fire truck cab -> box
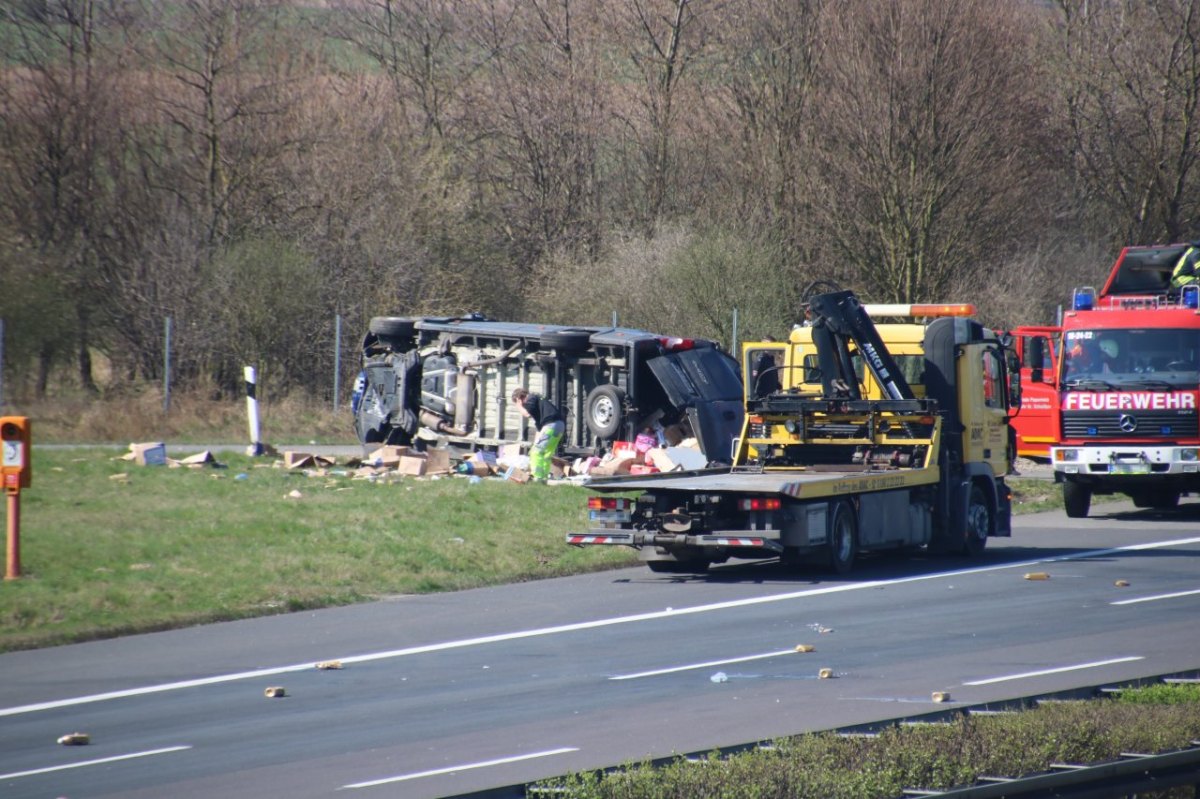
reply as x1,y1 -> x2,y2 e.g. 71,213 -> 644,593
1037,244 -> 1200,517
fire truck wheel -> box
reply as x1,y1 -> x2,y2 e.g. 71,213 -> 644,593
1063,481 -> 1091,518
827,502 -> 858,575
962,484 -> 990,557
1132,489 -> 1180,510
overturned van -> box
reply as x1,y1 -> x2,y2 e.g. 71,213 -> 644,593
353,314 -> 744,462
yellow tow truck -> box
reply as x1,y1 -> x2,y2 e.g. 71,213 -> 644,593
567,290 -> 1017,574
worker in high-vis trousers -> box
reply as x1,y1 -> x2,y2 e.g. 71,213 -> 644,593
512,388 -> 564,481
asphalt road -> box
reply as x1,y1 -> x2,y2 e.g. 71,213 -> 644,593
2,499 -> 1199,799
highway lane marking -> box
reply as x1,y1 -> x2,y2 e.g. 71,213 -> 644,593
340,747 -> 579,789
5,535 -> 1199,719
1111,588 -> 1200,606
963,656 -> 1145,686
609,649 -> 797,680
0,745 -> 191,781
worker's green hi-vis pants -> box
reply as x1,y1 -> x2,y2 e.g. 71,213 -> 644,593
531,421 -> 564,480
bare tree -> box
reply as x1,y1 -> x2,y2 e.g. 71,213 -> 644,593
809,0 -> 1048,303
1050,0 -> 1200,244
0,0 -> 133,393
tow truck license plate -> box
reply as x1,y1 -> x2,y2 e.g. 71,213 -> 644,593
1111,463 -> 1150,474
590,510 -> 632,523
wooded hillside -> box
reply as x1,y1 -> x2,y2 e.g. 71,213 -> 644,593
2,0 -> 1198,401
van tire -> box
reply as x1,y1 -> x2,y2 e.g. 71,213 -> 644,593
1063,480 -> 1091,518
585,385 -> 626,439
540,330 -> 591,352
369,317 -> 416,351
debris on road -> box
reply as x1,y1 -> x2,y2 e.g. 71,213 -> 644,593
1115,579 -> 1130,587
264,686 -> 286,698
1024,572 -> 1051,581
57,732 -> 90,745
794,644 -> 815,653
315,660 -> 343,670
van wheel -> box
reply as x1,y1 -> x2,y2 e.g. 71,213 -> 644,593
962,484 -> 990,557
369,317 -> 416,351
827,502 -> 857,575
1063,481 -> 1091,518
585,385 -> 626,439
540,330 -> 591,352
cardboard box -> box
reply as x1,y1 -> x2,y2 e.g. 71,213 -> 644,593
425,448 -> 451,475
498,443 -> 524,462
169,450 -> 219,469
661,424 -> 687,447
646,446 -> 707,472
366,445 -> 411,467
503,466 -> 531,483
284,451 -> 334,470
130,442 -> 167,467
397,453 -> 428,476
590,454 -> 638,476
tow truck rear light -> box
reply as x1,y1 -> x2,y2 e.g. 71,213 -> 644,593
658,336 -> 695,351
588,497 -> 631,510
738,498 -> 781,511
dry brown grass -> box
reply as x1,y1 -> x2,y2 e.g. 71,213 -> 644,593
6,388 -> 356,445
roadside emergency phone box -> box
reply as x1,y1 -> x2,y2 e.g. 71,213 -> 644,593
130,442 -> 167,467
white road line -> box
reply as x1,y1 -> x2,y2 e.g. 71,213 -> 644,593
340,747 -> 579,789
0,745 -> 192,781
5,535 -> 1200,719
610,649 -> 798,680
1111,588 -> 1200,606
963,656 -> 1145,686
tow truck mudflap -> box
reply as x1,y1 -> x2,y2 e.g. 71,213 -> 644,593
566,531 -> 783,552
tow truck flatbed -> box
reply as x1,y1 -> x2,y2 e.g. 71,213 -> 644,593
586,463 -> 940,500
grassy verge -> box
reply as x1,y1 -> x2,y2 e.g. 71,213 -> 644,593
1,447 -> 1063,653
0,448 -> 634,652
541,684 -> 1200,798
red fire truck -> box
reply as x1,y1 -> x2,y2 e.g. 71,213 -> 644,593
1011,243 -> 1200,517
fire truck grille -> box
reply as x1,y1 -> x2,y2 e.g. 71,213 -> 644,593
1062,411 -> 1198,439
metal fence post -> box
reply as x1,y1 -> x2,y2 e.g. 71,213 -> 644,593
333,314 -> 342,412
163,316 -> 172,414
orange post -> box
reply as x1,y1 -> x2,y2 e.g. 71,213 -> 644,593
5,490 -> 18,580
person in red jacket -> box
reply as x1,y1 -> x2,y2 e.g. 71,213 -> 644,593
511,388 -> 564,481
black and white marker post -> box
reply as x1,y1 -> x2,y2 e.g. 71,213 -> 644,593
244,366 -> 264,456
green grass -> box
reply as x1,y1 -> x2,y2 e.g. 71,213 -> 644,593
543,689 -> 1200,798
0,448 -> 634,652
0,454 -> 1063,653
1010,476 -> 1061,513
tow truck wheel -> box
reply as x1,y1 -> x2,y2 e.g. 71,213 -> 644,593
962,484 -> 990,557
1063,480 -> 1091,518
827,502 -> 858,575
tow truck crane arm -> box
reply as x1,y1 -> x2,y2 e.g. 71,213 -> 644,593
807,290 -> 915,401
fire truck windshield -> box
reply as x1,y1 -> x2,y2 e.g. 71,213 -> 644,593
1062,328 -> 1200,388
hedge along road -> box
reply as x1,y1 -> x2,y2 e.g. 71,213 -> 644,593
1,503 -> 1198,799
